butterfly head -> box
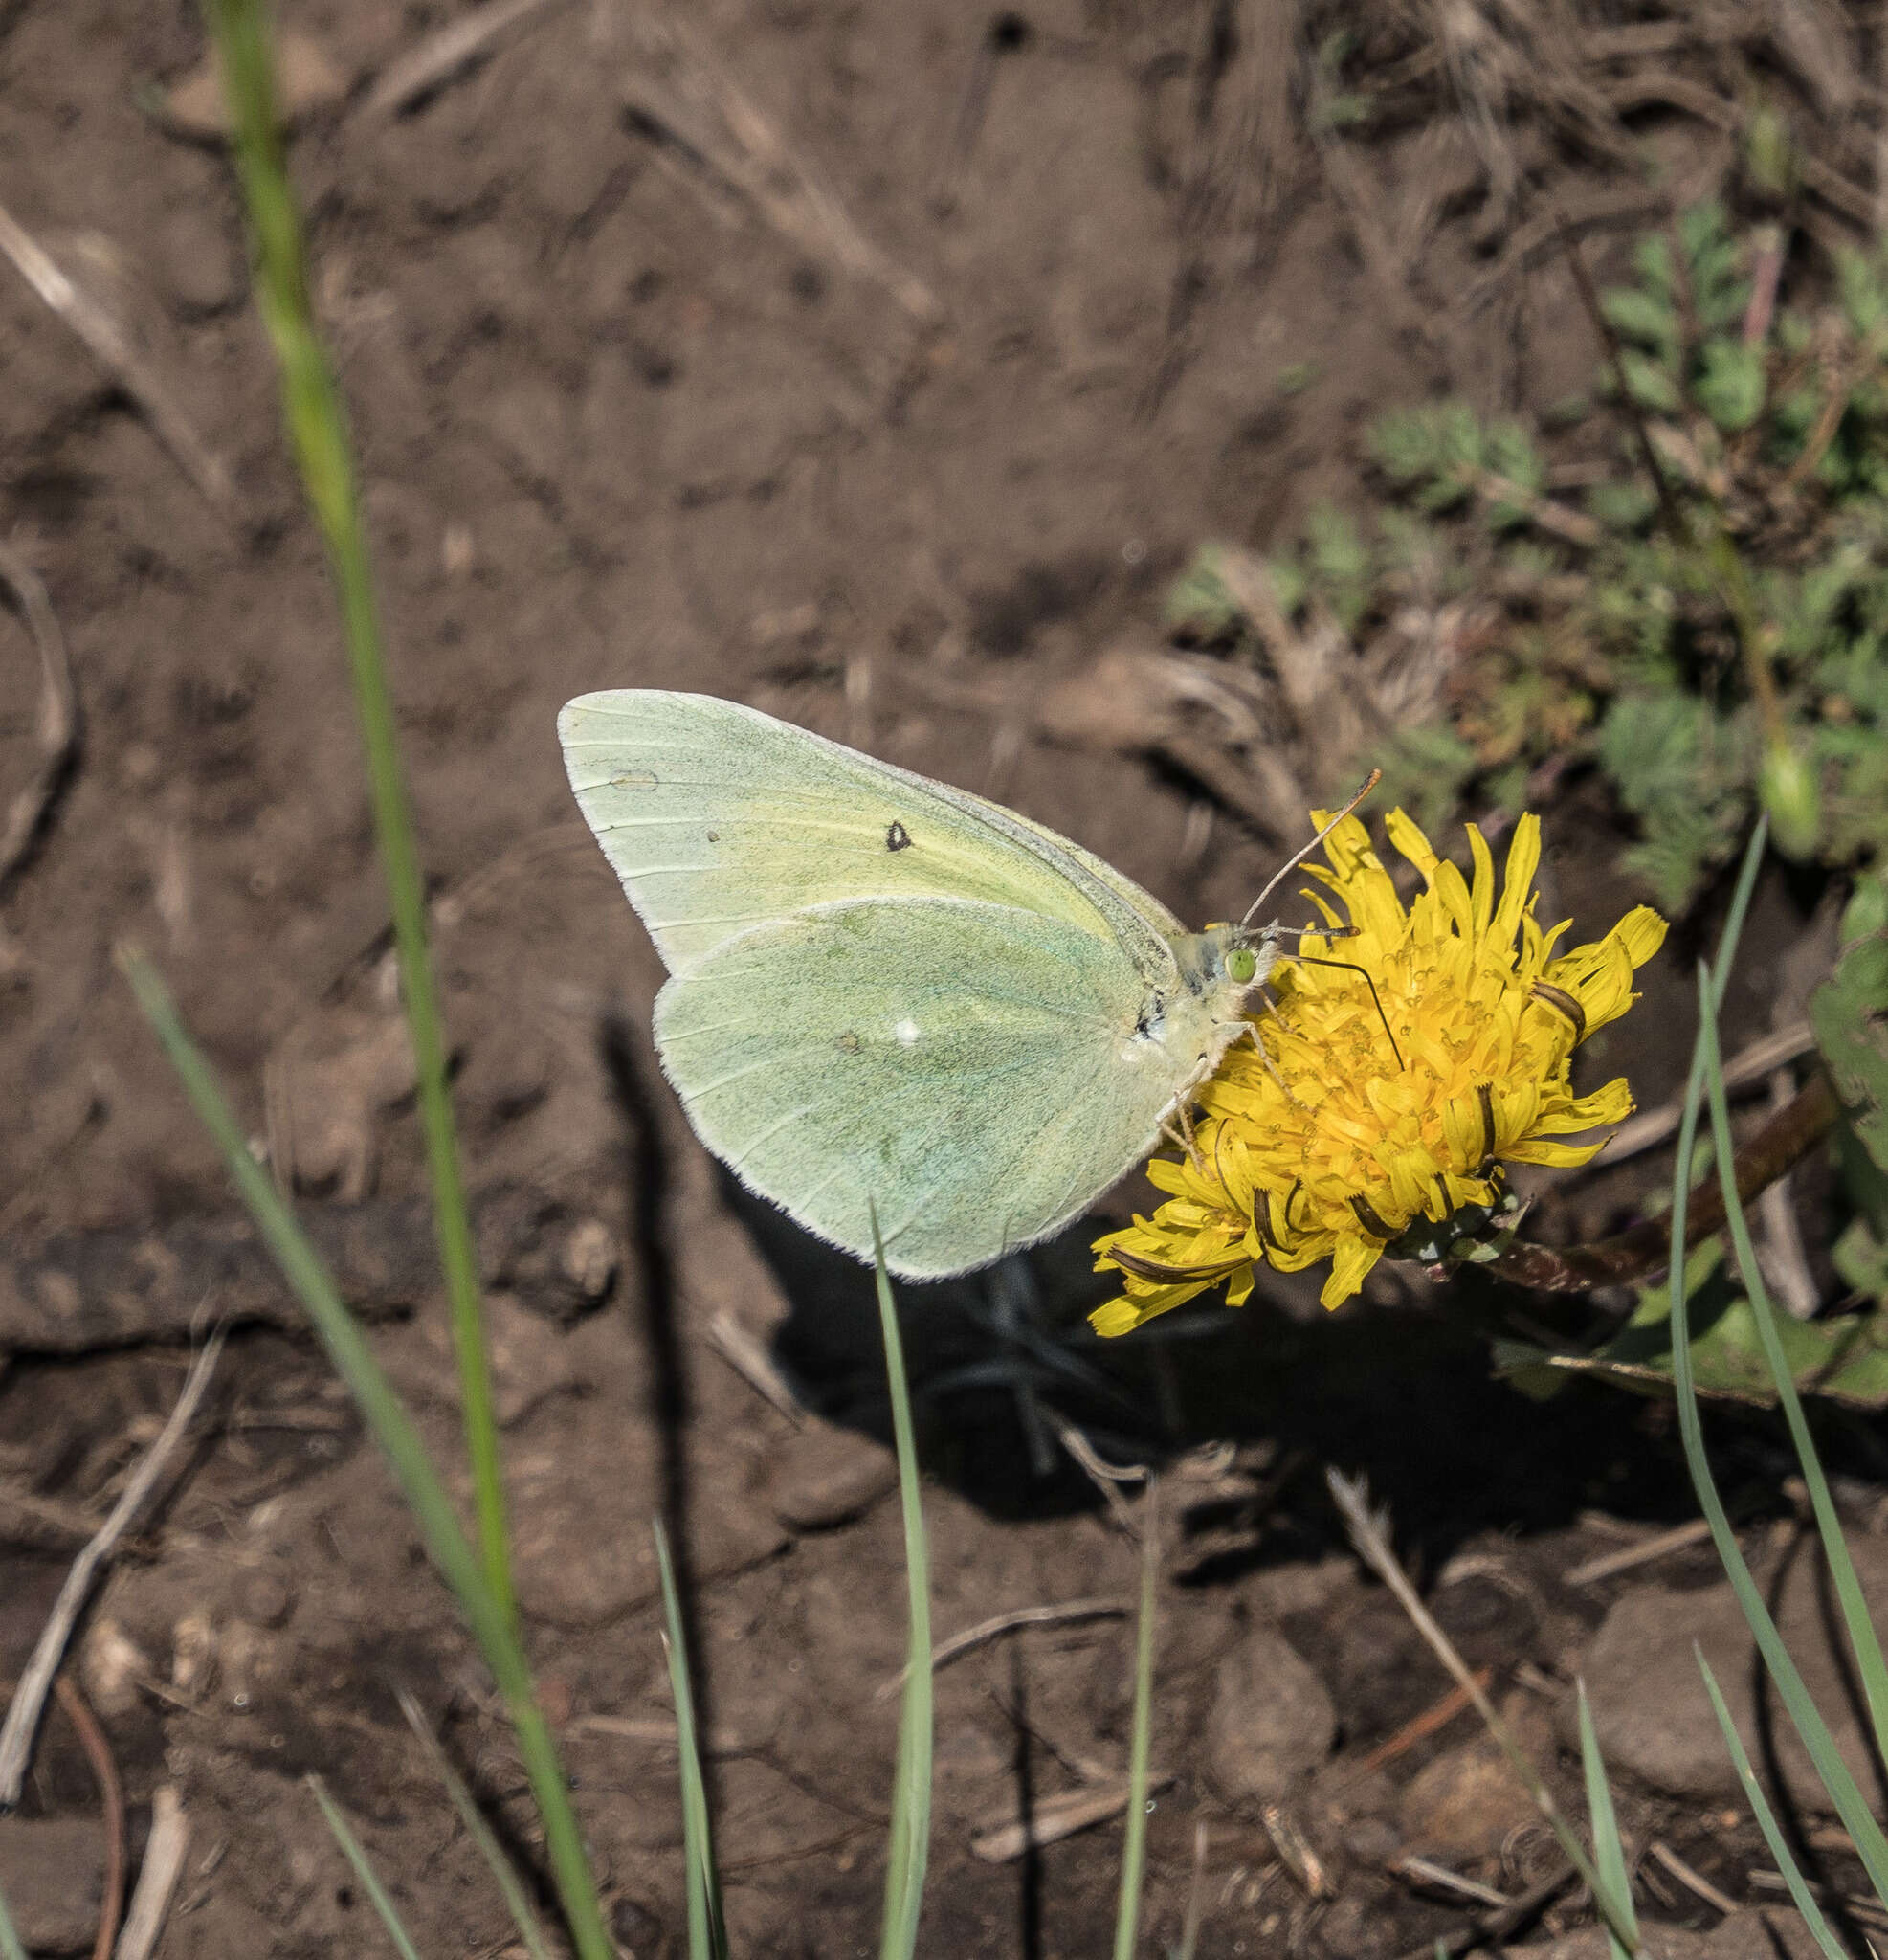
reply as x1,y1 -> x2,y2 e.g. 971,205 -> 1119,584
1175,921 -> 1285,1004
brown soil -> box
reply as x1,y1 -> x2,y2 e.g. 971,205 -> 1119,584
0,3 -> 1872,1956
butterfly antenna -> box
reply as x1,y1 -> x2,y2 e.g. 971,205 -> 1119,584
1293,955 -> 1406,1071
1239,769 -> 1382,931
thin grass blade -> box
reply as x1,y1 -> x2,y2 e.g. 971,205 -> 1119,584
395,1686 -> 554,1960
1675,976 -> 1888,1897
1695,1651 -> 1847,1959
1700,1008 -> 1888,1768
873,1214 -> 932,1960
307,1774 -> 425,1960
655,1520 -> 728,1960
1112,1498 -> 1159,1960
200,0 -> 511,1625
1576,1681 -> 1636,1960
0,1876 -> 26,1960
120,951 -> 612,1960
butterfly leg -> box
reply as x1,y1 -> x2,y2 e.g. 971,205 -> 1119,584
1255,979 -> 1298,1035
1236,1017 -> 1308,1112
1160,1097 -> 1207,1171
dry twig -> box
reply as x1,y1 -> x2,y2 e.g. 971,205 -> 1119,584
359,0 -> 569,118
1649,1838 -> 1739,1918
875,1597 -> 1128,1704
0,538 -> 77,899
621,16 -> 941,328
0,1332 -> 224,1806
112,1785 -> 189,1960
1392,1854 -> 1509,1908
1391,1862 -> 1574,1960
969,1771 -> 1174,1862
1594,1022 -> 1815,1167
0,202 -> 235,516
55,1677 -> 125,1960
1564,1517 -> 1714,1588
1337,1667 -> 1492,1784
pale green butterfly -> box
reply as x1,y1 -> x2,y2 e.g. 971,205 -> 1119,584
559,689 -> 1344,1280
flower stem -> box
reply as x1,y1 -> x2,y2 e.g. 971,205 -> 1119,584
1482,1070 -> 1838,1293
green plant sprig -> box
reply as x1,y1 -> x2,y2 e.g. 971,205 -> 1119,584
1177,203 -> 1888,911
200,0 -> 512,1620
121,951 -> 613,1960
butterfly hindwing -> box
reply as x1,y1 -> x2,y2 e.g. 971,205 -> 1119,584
652,897 -> 1186,1276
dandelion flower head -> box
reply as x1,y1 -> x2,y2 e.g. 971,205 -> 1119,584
1092,810 -> 1666,1334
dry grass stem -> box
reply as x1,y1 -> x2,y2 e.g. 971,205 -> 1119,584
875,1597 -> 1129,1704
703,1309 -> 806,1424
1564,1517 -> 1715,1587
0,538 -> 76,898
1327,1469 -> 1589,1864
112,1786 -> 189,1960
1392,1854 -> 1511,1908
1649,1839 -> 1739,1917
621,16 -> 941,327
54,1677 -> 125,1960
1757,1067 -> 1822,1320
1595,1023 -> 1815,1167
1339,1667 -> 1492,1784
359,0 -> 568,118
1392,1862 -> 1575,1960
1262,1802 -> 1331,1898
0,1332 -> 224,1806
968,1772 -> 1173,1863
0,201 -> 235,515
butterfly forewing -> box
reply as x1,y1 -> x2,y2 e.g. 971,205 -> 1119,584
559,691 -> 1181,982
653,897 -> 1184,1276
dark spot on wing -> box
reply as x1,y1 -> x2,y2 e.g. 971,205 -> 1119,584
706,829 -> 720,842
837,1031 -> 862,1055
886,819 -> 912,852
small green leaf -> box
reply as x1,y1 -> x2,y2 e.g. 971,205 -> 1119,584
1616,348 -> 1682,413
1164,543 -> 1248,639
1841,872 -> 1888,947
1832,1216 -> 1888,1305
1695,340 -> 1767,433
1810,930 -> 1888,1176
1600,285 -> 1678,350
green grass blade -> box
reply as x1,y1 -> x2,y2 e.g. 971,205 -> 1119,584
1695,1652 -> 1848,1959
0,1875 -> 27,1960
1576,1681 -> 1636,1960
200,0 -> 511,1623
395,1687 -> 554,1960
120,952 -> 612,1960
1669,968 -> 1888,1900
307,1774 -> 426,1960
1711,818 -> 1768,1017
874,1215 -> 932,1960
1112,1501 -> 1159,1960
1700,1010 -> 1888,1769
655,1520 -> 728,1960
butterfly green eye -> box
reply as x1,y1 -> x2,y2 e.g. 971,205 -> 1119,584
1227,946 -> 1258,985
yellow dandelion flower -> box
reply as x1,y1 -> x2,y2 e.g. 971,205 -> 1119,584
1091,810 -> 1666,1335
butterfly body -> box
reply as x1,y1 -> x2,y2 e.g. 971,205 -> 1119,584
559,690 -> 1274,1278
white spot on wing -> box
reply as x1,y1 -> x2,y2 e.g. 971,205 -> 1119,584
894,1018 -> 920,1046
